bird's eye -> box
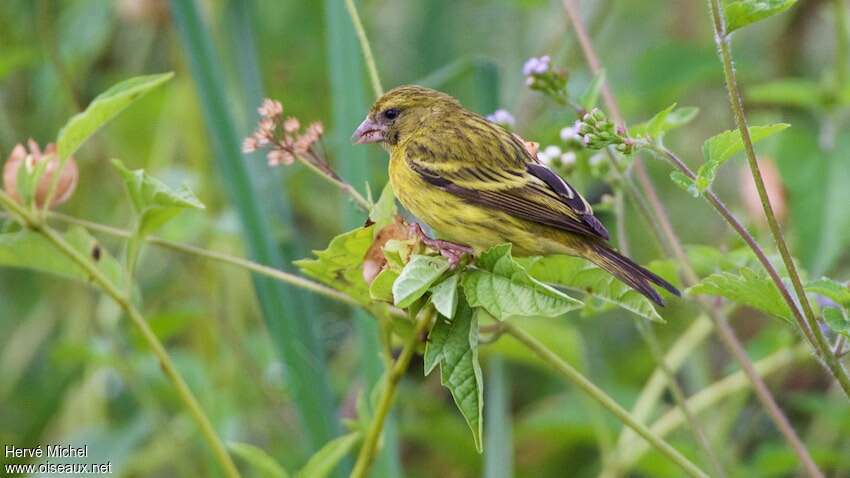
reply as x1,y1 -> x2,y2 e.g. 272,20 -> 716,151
383,108 -> 400,120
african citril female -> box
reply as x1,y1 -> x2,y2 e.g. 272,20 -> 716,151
352,85 -> 679,305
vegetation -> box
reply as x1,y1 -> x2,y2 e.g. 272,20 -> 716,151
1,0 -> 849,477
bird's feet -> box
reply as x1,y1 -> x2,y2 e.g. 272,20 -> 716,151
409,223 -> 473,268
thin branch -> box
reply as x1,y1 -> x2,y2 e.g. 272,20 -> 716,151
635,320 -> 726,477
706,0 -> 850,400
350,307 -> 435,478
502,321 -> 709,478
0,192 -> 241,478
344,0 -> 384,99
558,1 -> 824,474
615,343 -> 810,471
45,212 -> 360,307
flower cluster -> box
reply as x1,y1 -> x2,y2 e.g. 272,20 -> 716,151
536,144 -> 576,168
485,109 -> 516,128
243,99 -> 325,166
575,108 -> 634,154
523,55 -> 568,103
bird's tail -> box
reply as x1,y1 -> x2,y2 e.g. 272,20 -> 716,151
587,242 -> 680,306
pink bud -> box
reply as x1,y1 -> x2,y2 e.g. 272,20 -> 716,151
3,141 -> 78,208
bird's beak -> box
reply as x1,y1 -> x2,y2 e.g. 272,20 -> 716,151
351,117 -> 386,144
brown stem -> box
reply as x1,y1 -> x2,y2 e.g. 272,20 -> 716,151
559,0 -> 823,474
706,0 -> 850,400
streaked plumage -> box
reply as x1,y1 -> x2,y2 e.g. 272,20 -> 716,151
352,85 -> 679,305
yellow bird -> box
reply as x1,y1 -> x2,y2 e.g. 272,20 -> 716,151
352,85 -> 679,305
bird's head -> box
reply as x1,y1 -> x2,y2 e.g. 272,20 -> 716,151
352,85 -> 460,147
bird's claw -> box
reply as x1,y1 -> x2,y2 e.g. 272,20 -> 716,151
409,223 -> 473,268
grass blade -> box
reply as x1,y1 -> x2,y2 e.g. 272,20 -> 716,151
170,0 -> 339,452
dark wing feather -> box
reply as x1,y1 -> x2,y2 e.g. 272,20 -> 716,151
408,145 -> 609,240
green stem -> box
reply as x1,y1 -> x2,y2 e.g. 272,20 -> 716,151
614,316 -> 714,455
635,320 -> 726,477
46,212 -> 359,307
350,308 -> 435,478
344,0 -> 383,98
0,192 -> 240,478
615,343 -> 810,471
707,0 -> 850,400
502,322 -> 709,478
559,0 -> 821,470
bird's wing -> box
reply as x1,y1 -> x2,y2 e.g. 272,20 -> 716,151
405,138 -> 610,240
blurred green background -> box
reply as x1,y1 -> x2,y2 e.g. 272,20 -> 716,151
1,0 -> 849,476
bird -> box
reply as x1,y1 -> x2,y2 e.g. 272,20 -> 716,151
351,85 -> 679,306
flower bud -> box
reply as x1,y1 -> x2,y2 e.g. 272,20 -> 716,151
3,140 -> 78,208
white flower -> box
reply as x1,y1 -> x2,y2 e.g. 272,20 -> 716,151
486,109 -> 516,127
560,151 -> 577,165
543,145 -> 562,158
560,122 -> 581,142
522,55 -> 551,77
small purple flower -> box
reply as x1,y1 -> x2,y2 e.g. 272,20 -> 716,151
522,55 -> 551,77
486,109 -> 516,127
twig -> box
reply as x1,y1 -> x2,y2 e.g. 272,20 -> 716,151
344,0 -> 384,98
502,321 -> 709,478
0,192 -> 241,478
558,1 -> 824,474
350,307 -> 435,478
45,212 -> 360,307
615,343 -> 810,470
706,0 -> 850,401
635,320 -> 726,477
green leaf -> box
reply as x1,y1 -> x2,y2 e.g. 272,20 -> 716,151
430,273 -> 461,319
823,308 -> 850,339
631,103 -> 699,139
579,70 -> 606,110
703,124 -> 789,165
688,267 -> 794,323
693,123 -> 790,194
462,244 -> 582,320
423,298 -> 484,451
669,171 -> 700,198
526,255 -> 665,322
296,432 -> 361,478
369,268 -> 399,302
724,0 -> 797,34
392,255 -> 451,308
111,159 -> 204,235
228,442 -> 290,478
57,72 -> 174,159
0,226 -> 125,291
806,277 -> 850,307
369,183 -> 397,230
295,226 -> 375,305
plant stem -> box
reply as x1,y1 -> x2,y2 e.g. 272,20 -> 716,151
707,0 -> 850,400
502,321 -> 709,478
344,0 -> 383,99
615,316 -> 714,450
0,192 -> 240,478
46,212 -> 359,307
635,320 -> 726,477
559,2 -> 825,472
299,153 -> 371,211
350,307 -> 435,478
616,343 -> 810,470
